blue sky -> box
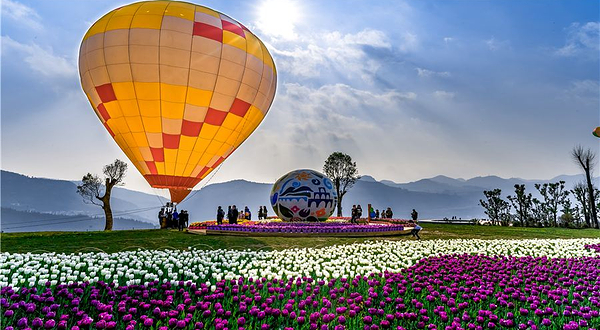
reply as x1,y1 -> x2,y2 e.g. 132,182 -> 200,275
1,0 -> 599,194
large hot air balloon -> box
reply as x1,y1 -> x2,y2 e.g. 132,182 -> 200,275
79,1 -> 276,202
594,127 -> 600,138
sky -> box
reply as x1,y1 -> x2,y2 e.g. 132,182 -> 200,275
1,0 -> 599,196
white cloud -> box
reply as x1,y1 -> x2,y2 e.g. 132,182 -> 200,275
2,0 -> 42,30
1,36 -> 76,78
399,31 -> 418,52
443,37 -> 454,44
555,22 -> 600,57
266,83 -> 419,151
485,37 -> 510,51
433,90 -> 455,99
207,82 -> 429,185
559,79 -> 599,106
416,68 -> 451,78
254,0 -> 302,40
270,29 -> 392,82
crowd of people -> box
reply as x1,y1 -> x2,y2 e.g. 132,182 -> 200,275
159,200 -> 422,240
350,205 -> 398,223
158,202 -> 189,231
351,205 -> 422,240
215,205 -> 269,225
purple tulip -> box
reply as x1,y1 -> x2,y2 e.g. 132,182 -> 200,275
143,318 -> 153,327
17,317 -> 29,328
32,318 -> 44,328
237,317 -> 246,326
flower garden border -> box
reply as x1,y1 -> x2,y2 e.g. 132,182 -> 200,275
190,227 -> 411,237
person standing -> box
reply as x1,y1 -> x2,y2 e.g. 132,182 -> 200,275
375,209 -> 380,219
262,206 -> 268,219
166,209 -> 173,228
356,205 -> 363,220
386,207 -> 393,219
231,205 -> 239,224
217,206 -> 225,225
178,210 -> 187,231
158,208 -> 166,229
172,209 -> 179,229
411,209 -> 418,221
244,206 -> 251,220
227,206 -> 232,224
350,205 -> 357,224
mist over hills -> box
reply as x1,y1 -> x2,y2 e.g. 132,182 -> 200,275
1,170 -> 167,225
1,208 -> 157,233
1,170 -> 595,232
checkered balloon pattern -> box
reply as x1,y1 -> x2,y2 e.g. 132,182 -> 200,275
79,1 -> 277,202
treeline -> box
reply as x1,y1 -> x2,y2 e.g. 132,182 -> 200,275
479,146 -> 598,229
479,181 -> 599,228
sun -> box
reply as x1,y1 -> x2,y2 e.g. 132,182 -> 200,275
255,0 -> 302,39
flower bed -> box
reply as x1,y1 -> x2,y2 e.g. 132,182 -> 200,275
371,219 -> 413,226
188,220 -> 255,230
328,217 -> 413,226
2,239 -> 600,329
2,253 -> 600,329
585,243 -> 600,253
190,218 -> 410,230
205,222 -> 406,236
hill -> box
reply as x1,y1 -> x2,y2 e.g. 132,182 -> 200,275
1,170 -> 596,229
378,173 -> 596,196
1,170 -> 166,224
1,208 -> 157,232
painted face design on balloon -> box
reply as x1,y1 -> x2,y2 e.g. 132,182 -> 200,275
79,1 -> 276,202
270,169 -> 338,221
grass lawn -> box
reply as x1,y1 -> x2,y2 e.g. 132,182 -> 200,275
1,223 -> 599,254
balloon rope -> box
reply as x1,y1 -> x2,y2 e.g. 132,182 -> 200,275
176,162 -> 223,206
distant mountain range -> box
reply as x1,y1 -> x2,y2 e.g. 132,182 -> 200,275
1,170 -> 596,232
1,208 -> 157,233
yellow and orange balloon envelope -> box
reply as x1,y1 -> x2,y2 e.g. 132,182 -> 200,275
594,127 -> 600,138
78,1 -> 276,202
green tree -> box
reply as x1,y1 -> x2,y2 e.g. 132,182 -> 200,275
572,182 -> 591,227
560,199 -> 576,228
507,184 -> 533,227
479,189 -> 511,226
534,181 -> 569,227
572,146 -> 598,228
323,152 -> 359,217
77,159 -> 128,231
531,197 -> 547,227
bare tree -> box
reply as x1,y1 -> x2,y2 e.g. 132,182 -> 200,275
323,152 -> 359,217
572,182 -> 591,227
572,182 -> 600,228
572,146 -> 598,228
77,159 -> 127,231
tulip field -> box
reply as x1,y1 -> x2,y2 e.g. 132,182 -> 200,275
2,237 -> 600,329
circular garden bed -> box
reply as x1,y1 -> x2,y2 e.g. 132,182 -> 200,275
190,221 -> 411,237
